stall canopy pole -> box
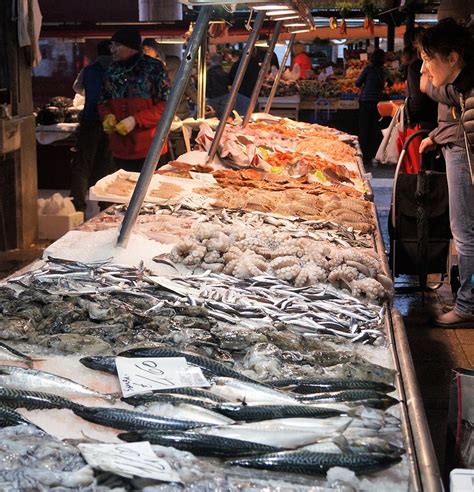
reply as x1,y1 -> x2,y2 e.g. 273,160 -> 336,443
243,20 -> 283,127
207,10 -> 265,163
264,33 -> 296,114
197,34 -> 208,119
117,6 -> 213,248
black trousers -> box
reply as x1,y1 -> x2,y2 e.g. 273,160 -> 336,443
358,101 -> 382,164
70,120 -> 115,212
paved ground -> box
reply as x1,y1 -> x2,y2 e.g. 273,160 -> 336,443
371,162 -> 473,481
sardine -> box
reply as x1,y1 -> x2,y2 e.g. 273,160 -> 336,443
268,378 -> 395,394
118,347 -> 260,384
0,388 -> 77,411
72,405 -> 213,431
118,430 -> 283,458
227,450 -> 402,475
0,366 -> 112,399
213,404 -> 342,421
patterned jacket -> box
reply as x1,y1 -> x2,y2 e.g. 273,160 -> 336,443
98,53 -> 170,160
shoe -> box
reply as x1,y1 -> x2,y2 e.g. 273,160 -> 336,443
442,304 -> 454,313
434,309 -> 474,328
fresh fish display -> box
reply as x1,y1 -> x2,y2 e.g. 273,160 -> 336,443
72,405 -> 213,431
0,404 -> 36,428
118,430 -> 283,458
79,355 -> 117,374
119,346 -> 261,384
227,450 -> 402,475
0,340 -> 35,364
212,404 -> 343,421
122,392 -> 218,409
268,378 -> 395,394
0,387 -> 76,411
0,366 -> 111,399
149,386 -> 231,403
297,390 -> 399,410
302,436 -> 405,457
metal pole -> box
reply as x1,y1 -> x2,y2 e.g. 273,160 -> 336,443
197,34 -> 208,119
264,34 -> 296,114
117,6 -> 213,248
243,20 -> 283,127
207,10 -> 265,163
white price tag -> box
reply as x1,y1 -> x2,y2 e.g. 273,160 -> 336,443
189,172 -> 217,184
116,357 -> 210,397
79,442 -> 181,483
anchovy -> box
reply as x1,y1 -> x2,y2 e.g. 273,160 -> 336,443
0,366 -> 111,399
79,356 -> 117,375
72,405 -> 212,432
118,430 -> 283,458
212,404 -> 342,421
0,388 -> 77,411
227,450 -> 402,475
0,404 -> 35,428
267,378 -> 395,394
118,347 -> 260,384
298,390 -> 398,410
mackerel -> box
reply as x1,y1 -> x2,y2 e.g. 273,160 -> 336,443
122,393 -> 217,409
0,366 -> 111,399
79,356 -> 117,375
72,405 -> 213,432
118,347 -> 261,384
227,450 -> 402,475
0,341 -> 36,364
0,404 -> 35,428
0,388 -> 77,411
212,404 -> 342,421
118,430 -> 283,458
268,378 -> 396,394
149,387 -> 230,403
297,390 -> 399,409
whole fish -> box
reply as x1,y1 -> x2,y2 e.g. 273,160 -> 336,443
150,387 -> 230,403
122,393 -> 217,409
209,378 -> 300,405
136,402 -> 234,426
0,388 -> 77,411
118,430 -> 283,458
0,341 -> 37,365
0,404 -> 35,428
227,450 -> 402,475
79,356 -> 117,375
118,347 -> 260,384
0,366 -> 111,399
268,378 -> 395,394
72,405 -> 213,432
213,404 -> 342,421
298,390 -> 398,409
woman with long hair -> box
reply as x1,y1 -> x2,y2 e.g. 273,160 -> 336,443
419,18 -> 474,327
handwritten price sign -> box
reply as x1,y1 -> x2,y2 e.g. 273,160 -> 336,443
78,442 -> 181,483
115,357 -> 210,397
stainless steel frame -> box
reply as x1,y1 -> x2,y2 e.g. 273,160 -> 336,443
207,10 -> 265,163
264,33 -> 296,114
197,34 -> 208,120
243,20 -> 283,126
117,6 -> 213,248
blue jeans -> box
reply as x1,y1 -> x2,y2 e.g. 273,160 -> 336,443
444,145 -> 474,316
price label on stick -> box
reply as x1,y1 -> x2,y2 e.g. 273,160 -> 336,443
115,357 -> 210,397
78,442 -> 181,483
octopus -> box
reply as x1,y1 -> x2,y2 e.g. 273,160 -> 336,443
223,250 -> 268,279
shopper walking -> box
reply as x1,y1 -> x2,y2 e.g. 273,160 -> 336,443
356,49 -> 393,166
71,40 -> 115,213
290,42 -> 313,80
206,53 -> 229,119
99,27 -> 170,172
419,19 -> 474,328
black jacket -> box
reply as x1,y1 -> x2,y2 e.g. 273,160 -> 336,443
229,56 -> 260,98
206,65 -> 229,99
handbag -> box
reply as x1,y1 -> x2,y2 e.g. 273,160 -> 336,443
375,103 -> 405,165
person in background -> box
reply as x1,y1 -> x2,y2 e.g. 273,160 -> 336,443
289,42 -> 313,80
356,48 -> 393,166
99,27 -> 170,173
228,49 -> 261,116
142,38 -> 166,65
419,19 -> 474,328
71,40 -> 115,214
164,55 -> 197,120
206,53 -> 229,119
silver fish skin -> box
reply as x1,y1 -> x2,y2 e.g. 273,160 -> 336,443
267,378 -> 395,394
118,347 -> 261,384
0,404 -> 34,428
118,430 -> 283,458
0,388 -> 77,411
0,341 -> 34,364
298,390 -> 399,408
213,404 -> 342,421
72,405 -> 213,431
0,366 -> 110,399
227,450 -> 402,475
151,387 -> 230,403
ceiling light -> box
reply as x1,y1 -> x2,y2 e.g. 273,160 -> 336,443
252,4 -> 291,10
269,14 -> 300,20
286,27 -> 311,33
266,9 -> 297,15
284,22 -> 306,26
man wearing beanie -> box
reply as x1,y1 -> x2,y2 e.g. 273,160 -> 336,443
98,26 -> 170,172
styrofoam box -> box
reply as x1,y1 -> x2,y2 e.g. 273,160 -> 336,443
38,212 -> 84,240
450,468 -> 474,492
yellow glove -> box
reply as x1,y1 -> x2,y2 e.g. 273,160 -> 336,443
102,114 -> 116,134
115,116 -> 136,136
